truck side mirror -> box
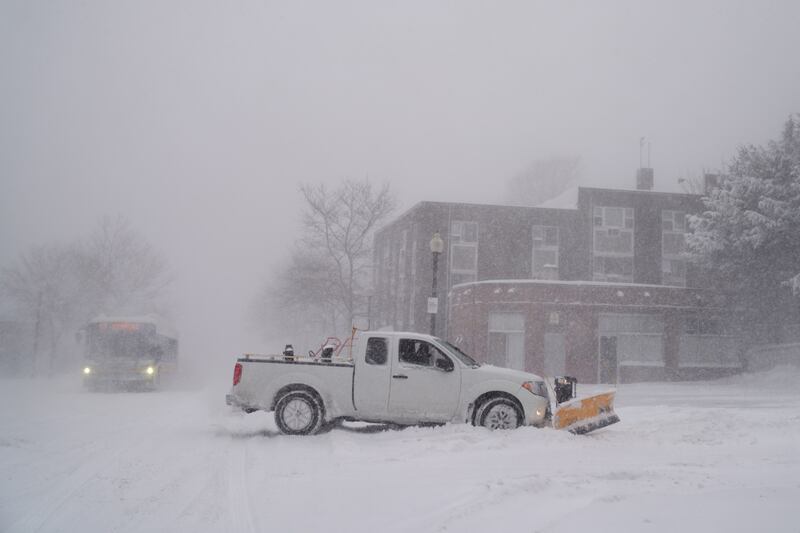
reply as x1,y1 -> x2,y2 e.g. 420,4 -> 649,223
435,357 -> 454,372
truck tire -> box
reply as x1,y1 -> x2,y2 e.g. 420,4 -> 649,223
475,396 -> 522,430
274,390 -> 324,435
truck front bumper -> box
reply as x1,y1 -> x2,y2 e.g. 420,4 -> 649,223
518,393 -> 550,427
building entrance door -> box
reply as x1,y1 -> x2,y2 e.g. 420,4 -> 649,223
599,336 -> 618,383
543,332 -> 566,376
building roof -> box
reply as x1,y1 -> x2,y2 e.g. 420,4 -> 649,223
536,186 -> 579,209
383,185 -> 700,228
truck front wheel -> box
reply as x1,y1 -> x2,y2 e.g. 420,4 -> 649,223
274,390 -> 324,435
475,397 -> 522,430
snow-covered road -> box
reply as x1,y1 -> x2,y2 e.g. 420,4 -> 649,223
2,368 -> 800,532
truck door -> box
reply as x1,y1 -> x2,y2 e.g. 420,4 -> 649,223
353,336 -> 392,418
388,338 -> 460,422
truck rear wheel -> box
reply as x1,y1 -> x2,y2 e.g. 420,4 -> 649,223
274,390 -> 324,435
476,397 -> 522,430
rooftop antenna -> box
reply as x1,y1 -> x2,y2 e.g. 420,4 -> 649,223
639,136 -> 652,168
636,137 -> 655,191
639,137 -> 644,168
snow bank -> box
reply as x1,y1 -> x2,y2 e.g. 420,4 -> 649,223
2,374 -> 800,532
718,364 -> 800,388
746,343 -> 800,372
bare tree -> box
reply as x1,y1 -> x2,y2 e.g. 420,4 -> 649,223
0,215 -> 172,375
504,156 -> 581,206
253,179 -> 395,347
80,215 -> 172,316
1,243 -> 83,375
251,249 -> 342,350
300,180 -> 395,321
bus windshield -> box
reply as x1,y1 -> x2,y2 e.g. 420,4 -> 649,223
87,324 -> 158,360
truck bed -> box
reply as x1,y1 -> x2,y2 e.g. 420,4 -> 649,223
238,354 -> 354,367
230,355 -> 357,418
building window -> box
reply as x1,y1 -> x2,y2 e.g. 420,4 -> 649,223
379,241 -> 392,326
488,312 -> 525,371
662,210 -> 687,287
450,221 -> 478,286
593,206 -> 634,282
678,317 -> 740,368
598,313 -> 664,368
408,238 -> 417,328
396,230 -> 408,327
532,226 -> 559,280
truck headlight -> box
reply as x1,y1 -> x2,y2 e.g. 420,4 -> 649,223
146,366 -> 155,375
522,380 -> 548,398
83,367 -> 92,375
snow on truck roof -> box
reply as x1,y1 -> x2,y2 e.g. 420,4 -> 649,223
354,330 -> 440,340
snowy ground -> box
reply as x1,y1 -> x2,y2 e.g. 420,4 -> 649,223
2,368 -> 800,533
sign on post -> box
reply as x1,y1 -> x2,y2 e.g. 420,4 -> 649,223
427,297 -> 439,314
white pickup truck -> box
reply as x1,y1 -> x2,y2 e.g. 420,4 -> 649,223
226,331 -> 555,435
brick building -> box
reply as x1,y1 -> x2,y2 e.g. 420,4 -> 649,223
372,180 -> 746,383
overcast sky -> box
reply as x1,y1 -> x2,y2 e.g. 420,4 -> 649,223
2,0 -> 799,363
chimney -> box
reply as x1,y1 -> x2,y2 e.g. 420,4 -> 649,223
636,168 -> 654,191
703,173 -> 720,194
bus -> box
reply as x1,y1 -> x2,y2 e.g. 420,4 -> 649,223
80,315 -> 178,391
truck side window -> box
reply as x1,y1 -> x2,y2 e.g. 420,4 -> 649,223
399,339 -> 442,367
365,337 -> 388,365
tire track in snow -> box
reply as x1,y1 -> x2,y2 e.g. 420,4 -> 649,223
5,416 -> 155,533
5,392 -> 203,533
226,440 -> 258,533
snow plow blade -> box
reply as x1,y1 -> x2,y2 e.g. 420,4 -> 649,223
552,391 -> 619,434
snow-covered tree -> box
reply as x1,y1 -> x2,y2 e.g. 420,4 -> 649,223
688,115 -> 800,342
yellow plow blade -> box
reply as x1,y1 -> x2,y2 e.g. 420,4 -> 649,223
552,391 -> 620,434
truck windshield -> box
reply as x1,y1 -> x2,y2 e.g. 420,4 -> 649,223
442,340 -> 480,367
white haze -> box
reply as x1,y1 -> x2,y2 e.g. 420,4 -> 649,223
1,0 -> 799,380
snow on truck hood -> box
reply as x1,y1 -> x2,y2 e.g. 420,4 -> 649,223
467,363 -> 543,384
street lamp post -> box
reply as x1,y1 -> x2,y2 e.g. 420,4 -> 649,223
429,232 -> 444,336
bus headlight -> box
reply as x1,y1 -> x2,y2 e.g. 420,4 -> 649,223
83,367 -> 92,375
146,366 -> 155,375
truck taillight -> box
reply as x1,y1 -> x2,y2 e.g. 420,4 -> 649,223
233,363 -> 242,386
